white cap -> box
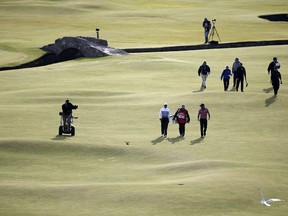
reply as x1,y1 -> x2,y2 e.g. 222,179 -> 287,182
164,103 -> 168,106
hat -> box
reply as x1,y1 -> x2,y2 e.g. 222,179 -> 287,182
164,103 -> 168,106
200,103 -> 204,106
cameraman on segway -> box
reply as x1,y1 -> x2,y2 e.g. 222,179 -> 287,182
61,99 -> 78,130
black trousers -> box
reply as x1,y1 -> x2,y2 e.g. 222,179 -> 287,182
161,118 -> 169,136
223,79 -> 230,91
200,119 -> 208,137
179,123 -> 186,136
236,77 -> 244,91
272,81 -> 280,95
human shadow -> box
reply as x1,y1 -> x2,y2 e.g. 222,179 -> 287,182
151,136 -> 164,145
190,137 -> 204,145
167,136 -> 184,144
193,87 -> 204,93
51,135 -> 71,141
265,95 -> 277,107
263,87 -> 273,93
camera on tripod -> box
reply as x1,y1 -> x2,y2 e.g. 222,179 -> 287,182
209,18 -> 221,43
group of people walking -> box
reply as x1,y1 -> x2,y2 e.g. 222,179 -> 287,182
198,57 -> 283,95
159,103 -> 210,139
198,58 -> 247,92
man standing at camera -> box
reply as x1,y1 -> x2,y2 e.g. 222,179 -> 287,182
202,18 -> 211,44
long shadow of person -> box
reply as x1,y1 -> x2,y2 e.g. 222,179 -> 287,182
193,87 -> 204,93
190,137 -> 204,145
265,95 -> 277,107
151,136 -> 164,145
167,136 -> 184,144
263,87 -> 273,93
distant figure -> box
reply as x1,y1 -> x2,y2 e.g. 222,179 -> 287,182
173,104 -> 190,138
220,66 -> 232,91
198,61 -> 211,89
267,57 -> 281,83
271,68 -> 282,95
202,18 -> 211,44
62,99 -> 78,129
198,104 -> 210,138
159,103 -> 170,138
232,58 -> 241,89
235,63 -> 247,92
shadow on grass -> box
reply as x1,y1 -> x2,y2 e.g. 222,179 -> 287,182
151,136 -> 164,145
193,87 -> 204,93
51,135 -> 72,141
190,137 -> 204,145
263,87 -> 273,93
265,95 -> 277,107
167,136 -> 184,144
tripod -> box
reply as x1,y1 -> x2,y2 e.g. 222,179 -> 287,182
209,22 -> 221,42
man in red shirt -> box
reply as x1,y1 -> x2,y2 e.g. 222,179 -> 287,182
197,104 -> 210,138
173,105 -> 190,138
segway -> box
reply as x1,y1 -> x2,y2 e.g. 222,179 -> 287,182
58,112 -> 77,136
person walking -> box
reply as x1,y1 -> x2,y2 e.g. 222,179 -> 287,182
232,58 -> 241,89
220,66 -> 232,91
197,104 -> 210,138
198,61 -> 211,89
173,104 -> 190,138
268,57 -> 281,83
271,67 -> 282,96
202,18 -> 211,44
159,103 -> 170,138
235,63 -> 247,92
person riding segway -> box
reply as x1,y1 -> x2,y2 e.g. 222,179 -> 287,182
59,99 -> 78,136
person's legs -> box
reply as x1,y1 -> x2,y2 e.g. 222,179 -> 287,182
200,119 -> 204,137
201,74 -> 207,88
235,78 -> 240,91
273,82 -> 279,95
161,118 -> 169,137
179,124 -> 185,137
203,119 -> 208,136
204,30 -> 209,43
240,78 -> 244,92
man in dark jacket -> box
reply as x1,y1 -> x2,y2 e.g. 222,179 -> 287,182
220,66 -> 232,91
62,100 -> 78,129
267,57 -> 281,84
202,18 -> 211,44
235,63 -> 247,92
198,61 -> 211,89
271,68 -> 282,95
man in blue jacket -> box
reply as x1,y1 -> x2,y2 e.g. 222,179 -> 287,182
220,66 -> 232,91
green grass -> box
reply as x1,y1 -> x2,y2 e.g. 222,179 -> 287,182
0,1 -> 288,216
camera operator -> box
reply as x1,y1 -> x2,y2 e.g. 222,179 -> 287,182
202,18 -> 211,44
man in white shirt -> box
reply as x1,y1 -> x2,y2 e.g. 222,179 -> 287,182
159,103 -> 170,138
